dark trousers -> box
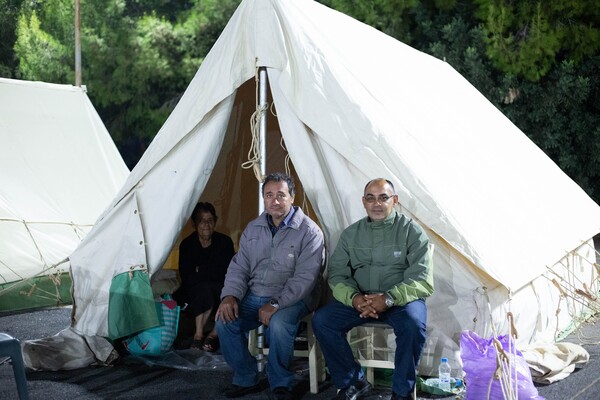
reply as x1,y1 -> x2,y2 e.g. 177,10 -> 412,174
312,299 -> 427,397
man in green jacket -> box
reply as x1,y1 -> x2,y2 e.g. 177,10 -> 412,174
313,178 -> 434,400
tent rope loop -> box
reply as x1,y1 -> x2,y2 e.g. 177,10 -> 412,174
545,248 -> 600,317
241,66 -> 269,182
484,297 -> 519,400
0,257 -> 69,300
540,241 -> 600,341
0,218 -> 90,306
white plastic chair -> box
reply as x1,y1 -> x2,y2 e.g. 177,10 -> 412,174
347,243 -> 434,398
248,314 -> 326,394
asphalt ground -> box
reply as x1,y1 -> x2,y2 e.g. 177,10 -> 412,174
1,305 -> 599,400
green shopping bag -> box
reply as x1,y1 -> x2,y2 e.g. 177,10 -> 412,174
108,270 -> 159,340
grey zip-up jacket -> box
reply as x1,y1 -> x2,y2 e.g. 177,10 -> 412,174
221,206 -> 325,310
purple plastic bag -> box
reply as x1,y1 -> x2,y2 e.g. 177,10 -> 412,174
460,330 -> 544,400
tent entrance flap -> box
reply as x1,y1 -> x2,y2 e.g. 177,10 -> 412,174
160,74 -> 321,272
176,77 -> 317,247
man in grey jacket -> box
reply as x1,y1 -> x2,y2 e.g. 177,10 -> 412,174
216,172 -> 324,400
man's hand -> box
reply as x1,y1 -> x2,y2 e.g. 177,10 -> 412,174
352,293 -> 379,318
215,296 -> 238,323
258,303 -> 278,326
364,293 -> 388,314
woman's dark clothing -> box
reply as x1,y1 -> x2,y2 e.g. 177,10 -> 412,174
173,231 -> 235,317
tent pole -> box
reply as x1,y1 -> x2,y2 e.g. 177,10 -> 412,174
258,66 -> 268,214
74,0 -> 82,86
256,66 -> 268,373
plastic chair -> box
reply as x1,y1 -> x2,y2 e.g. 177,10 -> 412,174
0,332 -> 30,400
348,321 -> 418,399
347,244 -> 434,398
248,314 -> 326,394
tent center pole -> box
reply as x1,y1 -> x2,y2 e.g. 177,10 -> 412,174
255,66 -> 268,373
258,67 -> 268,214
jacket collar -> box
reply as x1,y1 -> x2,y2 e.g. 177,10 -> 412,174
366,209 -> 398,227
259,206 -> 303,230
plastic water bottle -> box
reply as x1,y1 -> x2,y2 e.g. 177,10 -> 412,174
424,377 -> 459,390
438,357 -> 452,391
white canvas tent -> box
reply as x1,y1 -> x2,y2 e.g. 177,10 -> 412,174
63,0 -> 599,376
0,78 -> 129,311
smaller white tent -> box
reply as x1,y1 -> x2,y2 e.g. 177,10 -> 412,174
0,78 -> 129,311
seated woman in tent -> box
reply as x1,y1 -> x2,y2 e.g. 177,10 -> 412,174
173,202 -> 235,352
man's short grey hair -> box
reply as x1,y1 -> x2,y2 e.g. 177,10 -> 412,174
363,178 -> 395,194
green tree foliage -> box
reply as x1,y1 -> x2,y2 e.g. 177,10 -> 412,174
0,0 -> 24,77
474,0 -> 600,81
411,1 -> 498,104
469,0 -> 600,199
320,0 -> 418,41
15,10 -> 71,82
183,0 -> 241,60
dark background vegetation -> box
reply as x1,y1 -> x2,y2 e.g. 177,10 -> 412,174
1,0 -> 599,203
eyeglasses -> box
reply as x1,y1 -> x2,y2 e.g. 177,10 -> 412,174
264,193 -> 289,201
198,218 -> 215,225
364,194 -> 394,203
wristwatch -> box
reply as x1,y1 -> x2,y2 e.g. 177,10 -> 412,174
384,292 -> 395,308
269,299 -> 280,309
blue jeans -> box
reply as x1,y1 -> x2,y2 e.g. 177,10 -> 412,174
216,292 -> 309,390
312,299 -> 427,397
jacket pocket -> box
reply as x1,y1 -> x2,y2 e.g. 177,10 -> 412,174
264,244 -> 297,287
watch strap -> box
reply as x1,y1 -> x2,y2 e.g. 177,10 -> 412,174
385,292 -> 395,307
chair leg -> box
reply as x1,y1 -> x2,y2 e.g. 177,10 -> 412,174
366,367 -> 375,386
255,325 -> 266,372
247,328 -> 258,356
0,334 -> 30,400
306,317 -> 325,394
249,318 -> 325,393
366,325 -> 375,385
10,347 -> 30,400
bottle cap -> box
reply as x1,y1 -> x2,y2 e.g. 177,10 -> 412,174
441,357 -> 448,362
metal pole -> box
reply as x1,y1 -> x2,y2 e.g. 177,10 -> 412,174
74,0 -> 82,86
258,67 -> 267,213
256,66 -> 268,372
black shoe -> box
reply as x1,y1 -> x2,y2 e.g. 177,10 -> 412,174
271,386 -> 293,400
391,391 -> 413,400
332,377 -> 372,400
224,382 -> 265,398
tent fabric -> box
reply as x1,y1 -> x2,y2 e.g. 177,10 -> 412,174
67,0 -> 600,375
0,78 -> 129,291
521,342 -> 590,384
21,327 -> 117,371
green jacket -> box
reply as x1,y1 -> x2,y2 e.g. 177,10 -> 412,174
328,210 -> 434,307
